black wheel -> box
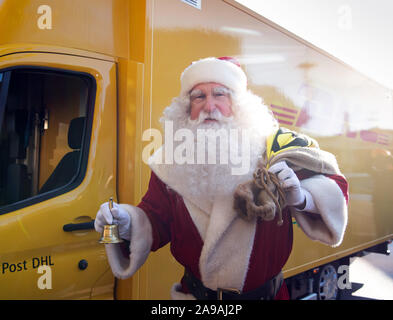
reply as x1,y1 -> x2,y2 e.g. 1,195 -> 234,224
314,264 -> 340,300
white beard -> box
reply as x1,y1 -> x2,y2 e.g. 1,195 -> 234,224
157,90 -> 278,208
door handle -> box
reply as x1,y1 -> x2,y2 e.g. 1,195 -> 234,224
63,220 -> 95,232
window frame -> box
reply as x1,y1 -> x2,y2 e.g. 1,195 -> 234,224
0,65 -> 96,215
0,71 -> 11,135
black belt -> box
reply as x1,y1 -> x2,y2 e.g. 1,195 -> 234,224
183,269 -> 283,300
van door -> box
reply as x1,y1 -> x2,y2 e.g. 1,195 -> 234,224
0,49 -> 116,299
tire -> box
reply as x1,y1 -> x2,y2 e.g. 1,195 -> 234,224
314,264 -> 340,300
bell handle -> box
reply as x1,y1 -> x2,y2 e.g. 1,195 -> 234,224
108,197 -> 115,225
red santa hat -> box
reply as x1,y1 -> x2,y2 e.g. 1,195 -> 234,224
180,56 -> 248,97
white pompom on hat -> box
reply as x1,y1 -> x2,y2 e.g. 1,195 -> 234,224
180,56 -> 248,97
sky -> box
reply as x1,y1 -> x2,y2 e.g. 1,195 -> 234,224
235,0 -> 393,91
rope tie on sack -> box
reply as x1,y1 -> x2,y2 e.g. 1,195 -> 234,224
234,163 -> 286,226
253,166 -> 286,226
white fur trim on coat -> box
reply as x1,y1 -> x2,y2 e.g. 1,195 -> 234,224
293,174 -> 348,247
104,205 -> 153,279
171,283 -> 197,300
197,195 -> 256,291
149,147 -> 257,293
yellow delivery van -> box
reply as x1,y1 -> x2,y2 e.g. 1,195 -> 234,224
0,0 -> 392,299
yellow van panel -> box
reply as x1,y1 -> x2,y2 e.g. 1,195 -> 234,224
118,0 -> 393,299
0,49 -> 117,299
0,0 -> 128,58
1,0 -> 391,300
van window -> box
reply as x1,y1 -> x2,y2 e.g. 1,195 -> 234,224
0,68 -> 94,213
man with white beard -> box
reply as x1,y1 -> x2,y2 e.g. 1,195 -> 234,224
95,57 -> 348,300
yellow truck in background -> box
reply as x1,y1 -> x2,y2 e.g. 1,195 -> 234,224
0,0 -> 392,300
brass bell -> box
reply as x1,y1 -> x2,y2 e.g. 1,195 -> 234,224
99,224 -> 123,244
99,197 -> 124,244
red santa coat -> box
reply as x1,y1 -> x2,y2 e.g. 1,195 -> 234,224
104,145 -> 348,300
136,170 -> 348,299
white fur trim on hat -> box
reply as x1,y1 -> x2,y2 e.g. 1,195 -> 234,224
180,57 -> 247,97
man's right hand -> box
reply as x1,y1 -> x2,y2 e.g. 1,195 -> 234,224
95,201 -> 131,241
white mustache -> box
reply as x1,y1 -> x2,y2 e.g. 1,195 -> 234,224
189,109 -> 233,126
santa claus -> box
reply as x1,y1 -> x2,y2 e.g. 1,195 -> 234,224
95,57 -> 348,300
